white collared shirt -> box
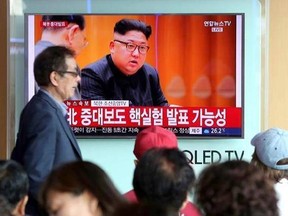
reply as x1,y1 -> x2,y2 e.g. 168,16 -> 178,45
275,178 -> 288,216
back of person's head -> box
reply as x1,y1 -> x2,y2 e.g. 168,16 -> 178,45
42,15 -> 85,30
251,127 -> 288,182
133,126 -> 178,160
0,160 -> 29,216
114,18 -> 152,40
195,160 -> 278,216
133,148 -> 195,211
110,202 -> 179,216
34,45 -> 75,87
40,160 -> 126,216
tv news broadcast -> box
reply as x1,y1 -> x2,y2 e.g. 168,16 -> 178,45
25,13 -> 244,138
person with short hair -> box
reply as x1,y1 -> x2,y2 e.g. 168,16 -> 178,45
132,126 -> 178,163
124,126 -> 201,216
251,127 -> 288,216
133,148 -> 198,216
0,160 -> 29,216
40,161 -> 127,216
11,46 -> 82,216
195,160 -> 279,216
81,18 -> 168,106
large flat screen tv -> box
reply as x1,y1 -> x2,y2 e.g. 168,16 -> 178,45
25,13 -> 244,138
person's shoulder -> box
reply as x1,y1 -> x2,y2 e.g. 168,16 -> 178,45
23,91 -> 58,116
180,201 -> 202,216
32,91 -> 57,107
18,92 -> 60,132
81,55 -> 112,80
83,55 -> 108,71
34,40 -> 54,57
142,63 -> 157,74
140,64 -> 160,83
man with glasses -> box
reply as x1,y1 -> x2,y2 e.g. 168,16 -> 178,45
81,18 -> 168,106
34,15 -> 88,99
11,46 -> 82,216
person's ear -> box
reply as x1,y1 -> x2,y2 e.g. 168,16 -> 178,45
50,71 -> 60,86
12,195 -> 28,216
109,40 -> 116,53
134,159 -> 139,166
86,191 -> 102,215
67,24 -> 80,44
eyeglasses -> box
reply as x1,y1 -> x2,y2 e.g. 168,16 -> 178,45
114,40 -> 149,54
57,70 -> 81,78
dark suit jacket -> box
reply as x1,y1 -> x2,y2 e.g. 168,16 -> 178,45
11,90 -> 82,216
81,55 -> 168,106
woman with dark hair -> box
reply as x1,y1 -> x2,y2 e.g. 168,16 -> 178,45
195,160 -> 279,216
40,161 -> 127,216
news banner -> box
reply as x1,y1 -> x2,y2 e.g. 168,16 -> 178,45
65,100 -> 242,138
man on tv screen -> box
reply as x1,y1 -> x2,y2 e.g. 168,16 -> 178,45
81,18 -> 169,106
34,15 -> 87,100
35,15 -> 87,57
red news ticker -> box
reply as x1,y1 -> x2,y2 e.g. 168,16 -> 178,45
65,101 -> 242,128
40,21 -> 68,28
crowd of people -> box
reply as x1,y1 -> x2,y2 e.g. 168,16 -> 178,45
3,125 -> 288,216
1,15 -> 287,216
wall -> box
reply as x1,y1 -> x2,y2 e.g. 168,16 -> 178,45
8,0 -> 262,193
267,0 -> 288,129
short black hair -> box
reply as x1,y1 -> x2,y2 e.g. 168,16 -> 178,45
114,19 -> 152,40
0,160 -> 28,212
133,148 -> 195,210
34,46 -> 75,87
42,15 -> 85,30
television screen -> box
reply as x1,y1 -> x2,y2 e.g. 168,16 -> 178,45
25,13 -> 244,138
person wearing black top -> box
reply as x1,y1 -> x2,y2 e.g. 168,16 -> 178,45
81,18 -> 168,106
